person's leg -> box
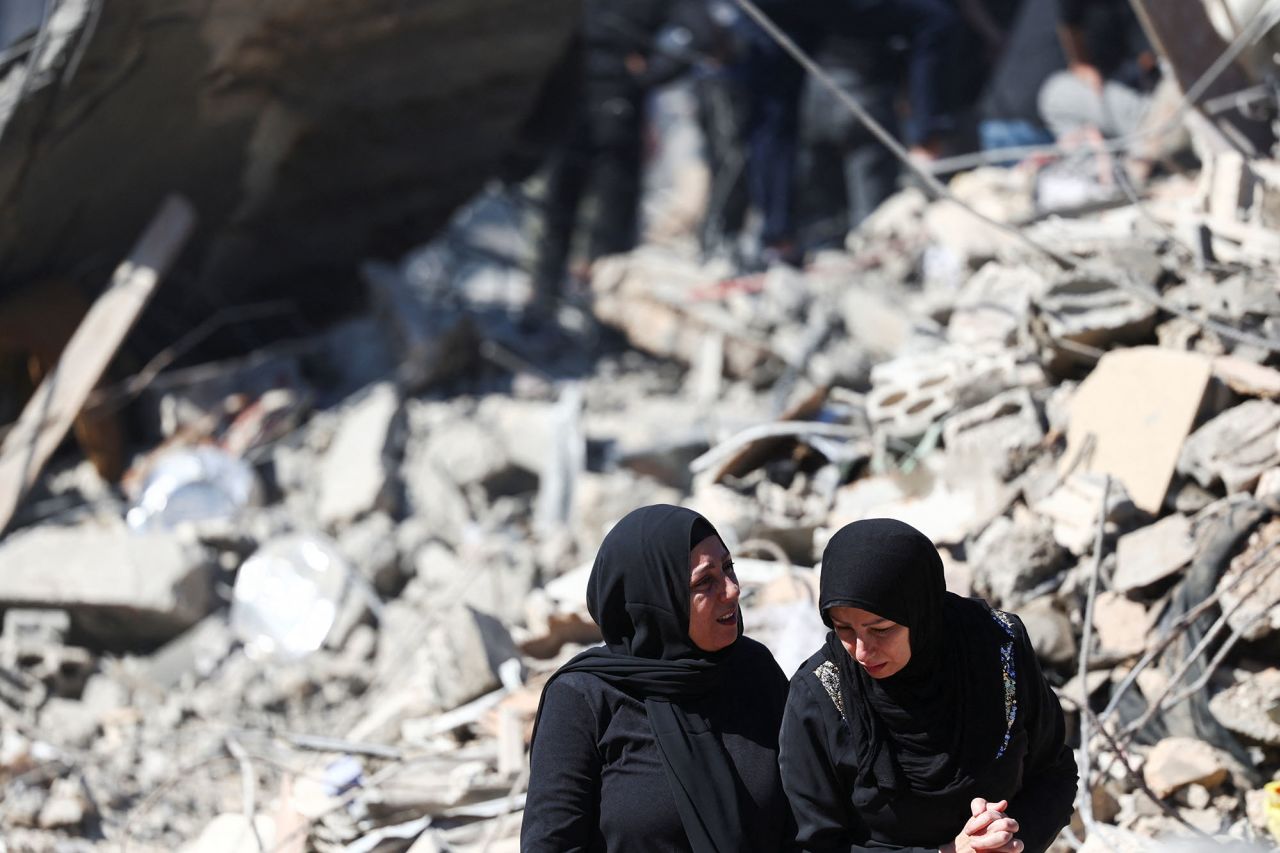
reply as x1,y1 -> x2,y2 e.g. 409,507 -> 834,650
1037,69 -> 1106,139
530,126 -> 591,319
1098,79 -> 1151,139
585,96 -> 643,261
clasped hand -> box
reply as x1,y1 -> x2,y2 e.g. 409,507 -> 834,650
940,798 -> 1022,853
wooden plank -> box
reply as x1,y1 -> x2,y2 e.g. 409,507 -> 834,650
0,195 -> 196,534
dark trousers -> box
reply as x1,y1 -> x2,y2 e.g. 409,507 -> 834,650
696,73 -> 751,257
533,94 -> 643,308
743,0 -> 957,246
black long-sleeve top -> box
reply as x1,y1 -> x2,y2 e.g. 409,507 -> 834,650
779,617 -> 1078,853
522,637 -> 792,853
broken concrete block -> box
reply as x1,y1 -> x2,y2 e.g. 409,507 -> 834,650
379,603 -> 520,714
0,608 -> 70,666
1209,668 -> 1280,746
841,286 -> 914,358
337,511 -> 402,596
363,261 -> 479,393
1092,592 -> 1149,658
1216,517 -> 1280,642
1179,399 -> 1280,494
970,512 -> 1068,608
1144,737 -> 1232,799
37,776 -> 92,830
181,813 -> 277,853
946,262 -> 1044,349
1018,596 -> 1077,667
1030,472 -> 1138,555
591,250 -> 782,380
1113,514 -> 1196,593
38,698 -> 99,749
317,382 -> 402,527
1035,267 -> 1159,370
1213,356 -> 1280,399
942,388 -> 1044,482
0,523 -> 215,643
867,347 -> 1043,439
1064,347 -> 1213,515
127,613 -> 235,692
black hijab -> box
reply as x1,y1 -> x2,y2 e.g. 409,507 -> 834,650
818,518 -> 1008,809
530,505 -> 749,853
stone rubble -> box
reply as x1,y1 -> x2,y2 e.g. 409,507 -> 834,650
1,150 -> 1279,853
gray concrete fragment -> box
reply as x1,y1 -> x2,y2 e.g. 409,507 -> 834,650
1034,267 -> 1159,371
378,603 -> 520,713
946,262 -> 1044,348
0,523 -> 215,643
1113,513 -> 1196,593
1178,399 -> 1280,493
942,388 -> 1044,482
970,512 -> 1068,608
337,512 -> 402,596
317,382 -> 402,527
127,613 -> 235,692
1209,668 -> 1280,746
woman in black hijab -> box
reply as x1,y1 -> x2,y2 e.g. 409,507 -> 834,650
780,518 -> 1077,853
521,504 -> 792,853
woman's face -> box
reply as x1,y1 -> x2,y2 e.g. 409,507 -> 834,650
687,535 -> 740,652
828,606 -> 911,679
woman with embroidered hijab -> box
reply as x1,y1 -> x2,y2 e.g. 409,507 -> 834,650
522,504 -> 792,853
780,518 -> 1077,853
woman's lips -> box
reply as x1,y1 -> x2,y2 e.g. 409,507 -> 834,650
716,610 -> 738,625
862,661 -> 886,673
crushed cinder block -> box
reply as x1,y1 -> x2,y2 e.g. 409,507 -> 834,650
1209,668 -> 1280,746
317,382 -> 402,527
1144,737 -> 1232,799
1036,265 -> 1159,355
1178,399 -> 1280,494
0,523 -> 215,643
969,511 -> 1068,608
1113,513 -> 1196,593
1063,347 -> 1213,515
1216,517 -> 1280,642
867,347 -> 1044,439
946,262 -> 1045,348
942,388 -> 1044,482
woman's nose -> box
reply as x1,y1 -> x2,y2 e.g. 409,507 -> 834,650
854,637 -> 873,662
723,576 -> 740,603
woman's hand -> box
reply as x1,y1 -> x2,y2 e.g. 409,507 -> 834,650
951,798 -> 1022,853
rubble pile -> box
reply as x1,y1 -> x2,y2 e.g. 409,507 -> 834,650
2,156 -> 1280,851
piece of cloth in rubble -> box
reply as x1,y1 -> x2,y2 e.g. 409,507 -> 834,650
523,504 -> 788,853
777,517 -> 1077,853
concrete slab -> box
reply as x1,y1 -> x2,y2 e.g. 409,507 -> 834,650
0,523 -> 215,644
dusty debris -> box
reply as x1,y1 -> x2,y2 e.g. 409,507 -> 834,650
1143,737 -> 1233,799
1178,399 -> 1280,494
